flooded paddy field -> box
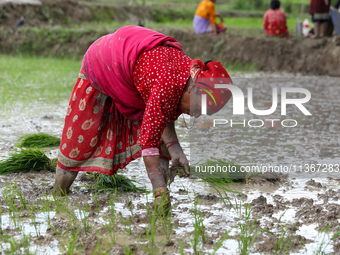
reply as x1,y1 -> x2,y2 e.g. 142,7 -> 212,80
1,55 -> 340,254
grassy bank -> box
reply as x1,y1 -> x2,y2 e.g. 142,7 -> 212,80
0,55 -> 80,106
86,16 -> 301,32
0,0 -> 311,29
0,54 -> 256,109
78,0 -> 309,15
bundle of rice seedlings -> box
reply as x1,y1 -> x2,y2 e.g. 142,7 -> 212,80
192,158 -> 283,187
92,173 -> 144,193
192,158 -> 244,182
16,133 -> 61,148
0,148 -> 54,175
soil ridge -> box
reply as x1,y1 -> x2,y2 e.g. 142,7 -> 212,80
1,26 -> 340,76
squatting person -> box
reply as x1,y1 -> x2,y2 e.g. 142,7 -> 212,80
193,0 -> 226,35
53,25 -> 232,211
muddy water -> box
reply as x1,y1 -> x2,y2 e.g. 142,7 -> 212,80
1,73 -> 340,254
191,75 -> 340,178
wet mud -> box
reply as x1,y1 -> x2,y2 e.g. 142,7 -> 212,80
0,70 -> 340,254
1,167 -> 340,254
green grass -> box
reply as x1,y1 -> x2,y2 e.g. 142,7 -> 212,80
86,16 -> 304,35
0,55 -> 80,107
78,0 -> 309,14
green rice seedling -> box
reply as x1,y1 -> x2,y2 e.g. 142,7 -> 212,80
16,133 -> 61,148
93,224 -> 115,254
201,178 -> 236,193
41,192 -> 53,225
92,181 -> 102,214
118,212 -> 132,236
49,221 -> 63,237
0,232 -> 33,255
273,212 -> 296,255
236,202 -> 258,255
94,173 -> 144,193
93,241 -> 101,255
93,239 -> 110,255
3,185 -> 23,229
65,208 -> 79,236
214,193 -> 258,254
14,184 -> 28,210
53,191 -> 77,233
180,239 -> 185,255
51,188 -> 64,214
1,220 -> 28,252
28,202 -> 40,237
63,227 -> 80,255
0,148 -> 54,175
3,186 -> 18,216
313,225 -> 340,255
0,204 -> 3,235
142,193 -> 164,255
124,245 -> 135,255
194,158 -> 275,187
106,192 -> 117,244
212,228 -> 233,255
234,202 -> 271,255
191,195 -> 206,255
192,158 -> 243,182
118,197 -> 134,236
76,202 -> 90,234
174,159 -> 239,193
160,209 -> 173,242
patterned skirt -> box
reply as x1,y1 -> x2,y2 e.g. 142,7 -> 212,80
57,71 -> 170,175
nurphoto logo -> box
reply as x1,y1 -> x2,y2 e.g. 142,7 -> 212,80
201,84 -> 312,128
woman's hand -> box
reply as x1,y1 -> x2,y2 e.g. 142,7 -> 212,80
167,143 -> 190,176
162,122 -> 190,176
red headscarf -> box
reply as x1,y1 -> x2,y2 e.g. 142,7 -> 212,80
190,59 -> 233,113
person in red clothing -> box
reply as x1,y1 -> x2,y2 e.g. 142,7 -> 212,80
263,0 -> 289,37
309,0 -> 332,38
53,26 -> 233,211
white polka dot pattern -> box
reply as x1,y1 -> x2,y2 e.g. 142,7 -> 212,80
133,46 -> 191,151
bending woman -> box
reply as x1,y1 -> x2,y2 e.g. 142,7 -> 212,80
54,26 -> 232,209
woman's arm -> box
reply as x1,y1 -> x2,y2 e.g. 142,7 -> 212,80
143,155 -> 167,189
216,13 -> 224,23
162,122 -> 190,175
162,121 -> 178,144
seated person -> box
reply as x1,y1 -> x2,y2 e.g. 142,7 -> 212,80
263,0 -> 289,37
193,0 -> 226,35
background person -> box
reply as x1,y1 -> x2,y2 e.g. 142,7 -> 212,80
263,0 -> 289,37
193,0 -> 226,35
53,26 -> 232,212
309,0 -> 332,38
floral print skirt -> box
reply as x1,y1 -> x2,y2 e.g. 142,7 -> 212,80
57,72 -> 170,175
